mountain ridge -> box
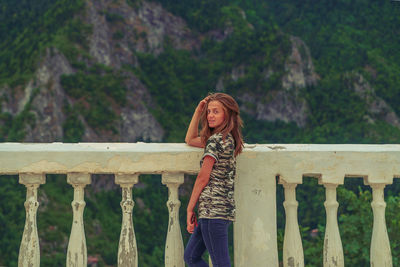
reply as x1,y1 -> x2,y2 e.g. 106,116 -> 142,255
4,0 -> 393,144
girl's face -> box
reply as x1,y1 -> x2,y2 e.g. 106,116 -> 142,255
207,100 -> 225,128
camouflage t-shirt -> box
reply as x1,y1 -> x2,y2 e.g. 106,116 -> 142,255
198,132 -> 236,221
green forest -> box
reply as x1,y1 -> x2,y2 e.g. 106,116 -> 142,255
1,0 -> 400,266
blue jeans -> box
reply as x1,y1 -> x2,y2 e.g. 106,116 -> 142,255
184,218 -> 231,267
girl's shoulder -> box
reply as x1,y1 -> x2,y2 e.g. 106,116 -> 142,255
208,132 -> 234,146
209,132 -> 223,140
206,133 -> 222,147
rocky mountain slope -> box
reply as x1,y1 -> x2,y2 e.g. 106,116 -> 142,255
0,0 -> 327,142
1,0 -> 399,144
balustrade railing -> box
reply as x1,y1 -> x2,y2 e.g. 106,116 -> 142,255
1,143 -> 399,267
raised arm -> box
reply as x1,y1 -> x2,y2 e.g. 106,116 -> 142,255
185,97 -> 208,148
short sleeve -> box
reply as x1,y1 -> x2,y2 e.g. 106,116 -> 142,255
202,134 -> 222,163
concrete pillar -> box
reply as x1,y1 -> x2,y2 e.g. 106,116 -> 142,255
370,184 -> 392,267
281,181 -> 304,267
66,173 -> 91,267
235,153 -> 278,267
162,173 -> 184,267
115,174 -> 139,267
18,173 -> 45,267
323,184 -> 344,267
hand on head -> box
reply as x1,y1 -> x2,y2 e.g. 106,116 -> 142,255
196,96 -> 210,114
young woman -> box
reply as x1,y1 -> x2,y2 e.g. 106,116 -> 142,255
184,93 -> 244,267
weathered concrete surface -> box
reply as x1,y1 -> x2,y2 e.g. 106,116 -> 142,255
370,184 -> 392,267
323,184 -> 344,267
2,143 -> 400,182
2,143 -> 400,267
162,173 -> 184,267
115,176 -> 138,267
66,174 -> 90,267
18,174 -> 45,267
281,182 -> 304,267
235,149 -> 279,266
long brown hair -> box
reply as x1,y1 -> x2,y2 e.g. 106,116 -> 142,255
200,93 -> 244,156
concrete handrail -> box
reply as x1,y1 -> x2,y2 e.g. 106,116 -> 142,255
2,143 -> 399,267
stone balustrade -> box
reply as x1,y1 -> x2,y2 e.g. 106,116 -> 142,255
1,143 -> 399,267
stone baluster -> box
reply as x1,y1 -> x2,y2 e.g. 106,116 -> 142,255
370,184 -> 392,267
282,182 -> 304,267
115,174 -> 139,267
162,173 -> 184,267
323,184 -> 344,267
18,173 -> 45,267
66,173 -> 91,267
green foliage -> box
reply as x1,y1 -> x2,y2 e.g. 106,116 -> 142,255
365,50 -> 400,117
132,175 -> 169,266
51,18 -> 93,66
303,184 -> 400,266
337,187 -> 372,266
5,109 -> 36,142
62,103 -> 85,142
136,47 -> 220,142
0,0 -> 85,87
153,0 -> 230,32
220,5 -> 249,31
0,88 -> 39,142
37,175 -> 73,265
243,116 -> 301,144
30,175 -> 121,266
386,194 -> 400,267
136,16 -> 286,142
103,11 -> 125,23
0,112 -> 12,142
243,72 -> 400,145
0,176 -> 25,266
204,27 -> 289,70
63,18 -> 93,49
61,64 -> 128,133
302,74 -> 371,143
126,0 -> 141,9
265,0 -> 400,77
84,183 -> 122,265
277,179 -> 400,266
113,30 -> 125,40
301,225 -> 324,267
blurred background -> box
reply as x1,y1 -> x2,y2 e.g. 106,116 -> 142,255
1,0 -> 400,266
